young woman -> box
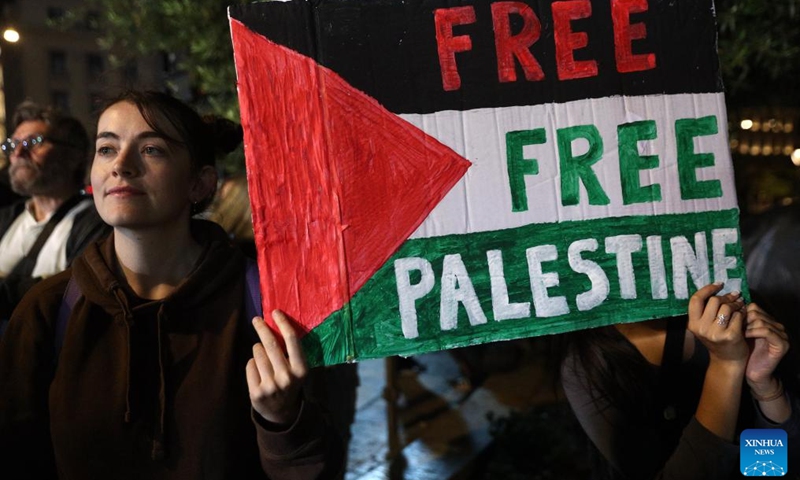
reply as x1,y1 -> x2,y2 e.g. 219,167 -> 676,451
560,283 -> 799,479
0,91 -> 343,478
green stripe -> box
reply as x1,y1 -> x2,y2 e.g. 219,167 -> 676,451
302,209 -> 746,366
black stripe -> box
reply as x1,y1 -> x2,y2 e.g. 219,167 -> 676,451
230,0 -> 722,114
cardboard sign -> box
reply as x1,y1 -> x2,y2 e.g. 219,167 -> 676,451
229,0 -> 746,366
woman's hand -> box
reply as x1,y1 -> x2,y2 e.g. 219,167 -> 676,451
744,303 -> 790,394
687,283 -> 748,366
688,283 -> 749,441
246,309 -> 308,426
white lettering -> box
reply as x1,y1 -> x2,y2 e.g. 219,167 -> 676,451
568,239 -> 609,311
671,232 -> 710,299
440,254 -> 488,331
526,245 -> 569,317
488,250 -> 531,321
605,234 -> 642,299
394,257 -> 435,339
712,228 -> 741,294
745,439 -> 784,447
646,235 -> 668,299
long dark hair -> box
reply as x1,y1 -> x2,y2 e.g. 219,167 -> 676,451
554,325 -> 659,420
98,91 -> 242,213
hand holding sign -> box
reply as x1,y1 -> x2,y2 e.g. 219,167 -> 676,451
246,310 -> 308,425
744,304 -> 792,424
744,303 -> 790,392
687,283 -> 748,365
230,0 -> 746,367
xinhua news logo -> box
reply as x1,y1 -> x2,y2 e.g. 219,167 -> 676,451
741,429 -> 787,476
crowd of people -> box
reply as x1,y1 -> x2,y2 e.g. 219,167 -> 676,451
0,91 -> 796,480
0,93 -> 347,478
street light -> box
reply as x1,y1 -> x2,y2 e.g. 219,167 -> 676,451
0,21 -> 20,142
791,148 -> 800,167
3,28 -> 19,43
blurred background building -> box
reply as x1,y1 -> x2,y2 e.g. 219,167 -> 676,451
729,107 -> 800,215
0,0 -> 181,137
3,0 -> 795,210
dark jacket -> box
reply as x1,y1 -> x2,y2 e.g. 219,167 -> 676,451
0,197 -> 110,319
0,220 -> 343,479
561,320 -> 800,480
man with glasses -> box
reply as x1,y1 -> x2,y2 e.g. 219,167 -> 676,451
0,101 -> 109,325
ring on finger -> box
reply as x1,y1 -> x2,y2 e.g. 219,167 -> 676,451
716,313 -> 728,326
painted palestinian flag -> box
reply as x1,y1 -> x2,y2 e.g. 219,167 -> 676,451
229,0 -> 746,366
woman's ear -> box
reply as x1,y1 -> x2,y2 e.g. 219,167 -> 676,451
190,166 -> 219,205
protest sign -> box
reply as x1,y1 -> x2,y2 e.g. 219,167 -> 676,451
229,0 -> 746,366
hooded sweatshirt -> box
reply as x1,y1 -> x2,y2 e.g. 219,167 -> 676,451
0,220 -> 343,479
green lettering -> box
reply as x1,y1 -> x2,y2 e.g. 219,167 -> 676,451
618,120 -> 661,205
676,116 -> 722,200
557,125 -> 609,206
506,129 -> 546,212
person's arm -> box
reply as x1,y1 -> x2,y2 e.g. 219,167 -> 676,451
743,303 -> 792,423
686,284 -> 750,441
562,284 -> 750,480
561,348 -> 739,480
246,310 -> 345,478
741,302 -> 799,462
0,273 -> 67,478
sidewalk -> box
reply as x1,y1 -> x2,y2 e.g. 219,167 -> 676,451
345,339 -> 570,480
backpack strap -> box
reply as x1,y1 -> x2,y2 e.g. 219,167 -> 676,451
244,257 -> 263,320
55,275 -> 81,358
8,195 -> 84,281
658,315 -> 689,421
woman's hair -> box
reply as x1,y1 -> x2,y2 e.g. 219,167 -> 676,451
553,325 -> 657,419
99,90 -> 243,213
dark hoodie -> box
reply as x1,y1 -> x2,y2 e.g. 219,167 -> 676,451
0,220 -> 343,479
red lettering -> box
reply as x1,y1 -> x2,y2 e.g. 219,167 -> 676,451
552,0 -> 598,81
612,0 -> 656,73
435,7 -> 477,91
492,2 -> 544,83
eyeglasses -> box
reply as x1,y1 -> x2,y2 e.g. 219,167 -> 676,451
1,135 -> 48,156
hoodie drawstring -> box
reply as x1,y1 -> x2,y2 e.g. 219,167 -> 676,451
111,286 -> 134,424
151,303 -> 168,461
111,285 -> 168,461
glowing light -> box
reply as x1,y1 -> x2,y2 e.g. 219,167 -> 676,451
3,29 -> 19,43
792,149 -> 800,166
740,119 -> 753,130
738,143 -> 749,155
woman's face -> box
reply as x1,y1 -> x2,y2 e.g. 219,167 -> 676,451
91,101 -> 204,231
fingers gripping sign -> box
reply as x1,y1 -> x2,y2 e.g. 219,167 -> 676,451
687,283 -> 748,364
246,310 -> 309,425
744,303 -> 790,389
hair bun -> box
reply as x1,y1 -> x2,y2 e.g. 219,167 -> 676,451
204,116 -> 243,155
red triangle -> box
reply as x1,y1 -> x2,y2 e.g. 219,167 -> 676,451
231,19 -> 471,335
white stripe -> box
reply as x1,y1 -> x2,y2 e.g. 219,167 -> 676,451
401,93 -> 736,239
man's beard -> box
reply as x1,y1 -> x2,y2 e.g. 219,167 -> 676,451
9,156 -> 73,196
